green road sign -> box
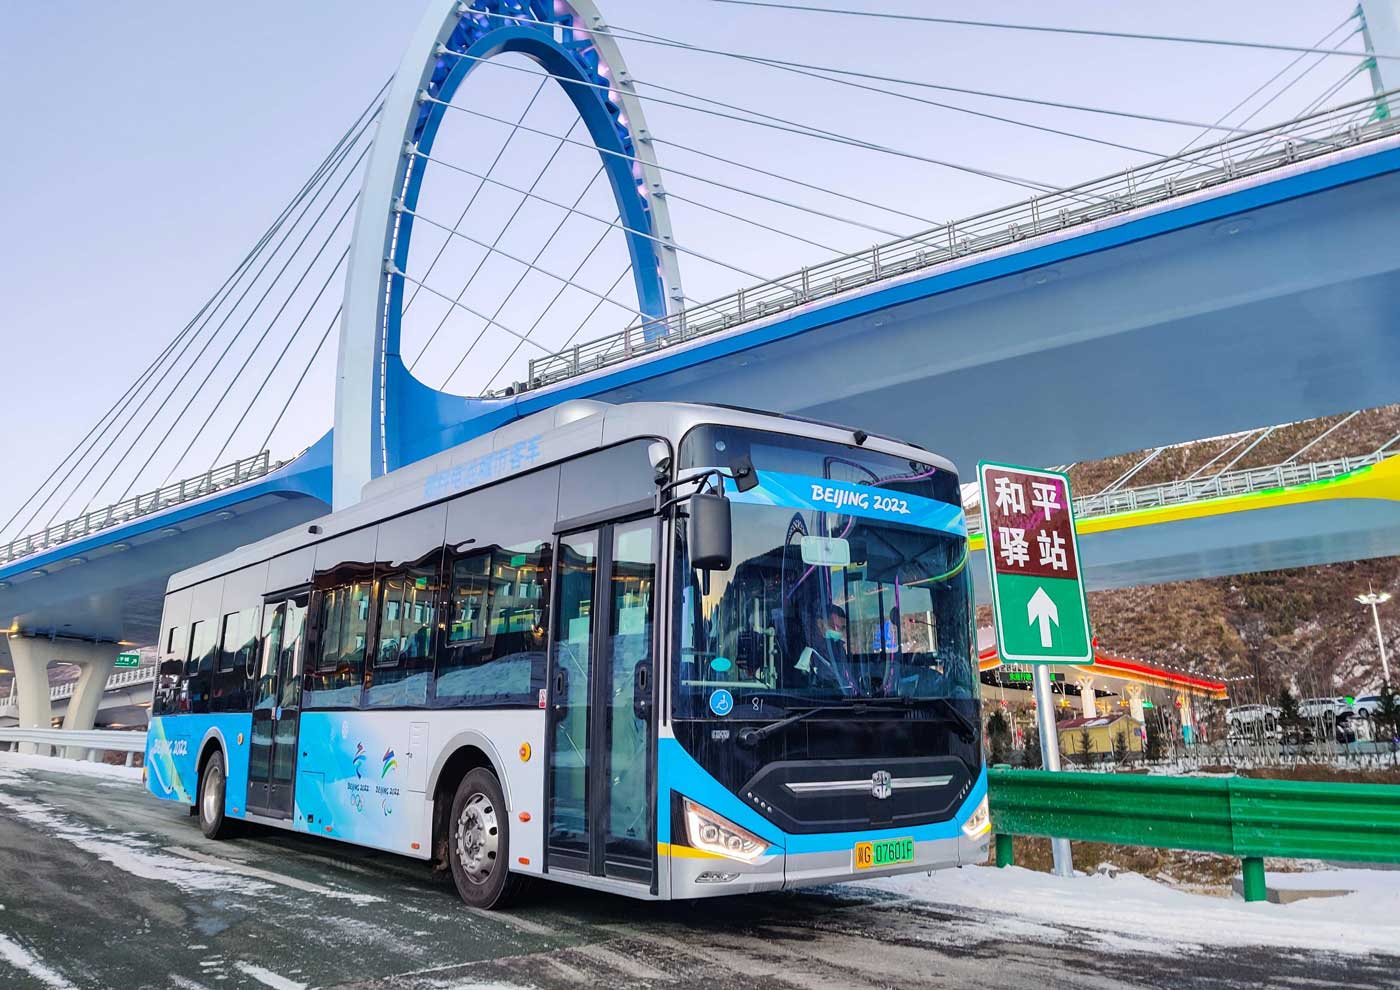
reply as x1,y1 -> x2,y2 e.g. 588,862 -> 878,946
978,462 -> 1093,665
115,651 -> 141,669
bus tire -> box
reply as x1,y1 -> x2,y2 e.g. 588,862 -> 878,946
448,768 -> 525,910
198,750 -> 233,840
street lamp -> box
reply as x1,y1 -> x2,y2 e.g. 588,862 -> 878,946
1355,586 -> 1392,684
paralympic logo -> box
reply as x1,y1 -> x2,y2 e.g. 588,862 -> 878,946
382,748 -> 399,778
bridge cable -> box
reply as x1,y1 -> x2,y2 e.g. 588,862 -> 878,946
433,170 -> 610,389
211,247 -> 353,467
427,56 -> 1083,201
401,76 -> 551,318
66,119 -> 376,516
478,213 -> 623,392
15,87 -> 385,535
406,115 -> 588,375
257,306 -> 344,456
664,191 -> 846,254
401,206 -> 651,319
409,148 -> 768,279
104,138 -> 372,506
1198,427 -> 1277,488
181,210 -> 357,475
1282,411 -> 1361,465
1181,430 -> 1262,482
485,11 -> 1243,136
439,38 -> 1167,161
702,1 -> 1400,63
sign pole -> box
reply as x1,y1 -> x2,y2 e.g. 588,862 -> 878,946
979,461 -> 1092,881
1032,665 -> 1074,876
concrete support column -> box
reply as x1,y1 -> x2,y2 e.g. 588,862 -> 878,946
8,635 -> 55,756
1127,686 -> 1146,724
1077,677 -> 1098,718
63,645 -> 117,759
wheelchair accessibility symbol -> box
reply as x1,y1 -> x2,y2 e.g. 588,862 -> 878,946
709,689 -> 734,717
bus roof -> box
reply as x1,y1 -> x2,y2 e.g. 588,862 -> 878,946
167,400 -> 955,593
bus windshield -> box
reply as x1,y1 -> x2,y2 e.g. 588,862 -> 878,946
674,424 -> 976,719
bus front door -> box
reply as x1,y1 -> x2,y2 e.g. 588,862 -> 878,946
546,519 -> 657,888
247,592 -> 307,819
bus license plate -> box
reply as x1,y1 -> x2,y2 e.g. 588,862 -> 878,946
854,837 -> 915,870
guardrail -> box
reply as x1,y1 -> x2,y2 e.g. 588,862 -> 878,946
988,768 -> 1400,901
1,451 -> 280,566
965,451 -> 1389,535
0,727 -> 146,766
0,665 -> 155,716
515,91 -> 1400,395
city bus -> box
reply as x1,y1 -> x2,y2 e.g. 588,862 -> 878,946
145,400 -> 989,907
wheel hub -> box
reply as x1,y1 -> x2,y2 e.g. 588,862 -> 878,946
456,792 -> 499,885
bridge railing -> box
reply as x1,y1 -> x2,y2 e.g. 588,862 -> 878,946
520,91 -> 1400,394
0,452 -> 277,566
966,451 -> 1387,535
0,664 -> 155,717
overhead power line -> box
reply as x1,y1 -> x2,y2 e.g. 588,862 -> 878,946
703,0 -> 1398,62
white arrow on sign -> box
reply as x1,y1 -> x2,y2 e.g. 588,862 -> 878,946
1027,586 -> 1059,648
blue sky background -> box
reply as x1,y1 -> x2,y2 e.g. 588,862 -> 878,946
0,1 -> 1373,534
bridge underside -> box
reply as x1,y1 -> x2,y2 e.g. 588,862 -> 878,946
0,442 -> 332,671
563,146 -> 1400,475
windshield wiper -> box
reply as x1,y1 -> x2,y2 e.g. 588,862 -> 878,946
858,695 -> 978,743
736,705 -> 861,748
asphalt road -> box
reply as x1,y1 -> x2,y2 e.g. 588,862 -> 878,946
1,763 -> 1396,990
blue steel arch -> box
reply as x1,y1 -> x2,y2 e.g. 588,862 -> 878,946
336,0 -> 682,506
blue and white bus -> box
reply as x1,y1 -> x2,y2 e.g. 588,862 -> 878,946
146,401 -> 988,907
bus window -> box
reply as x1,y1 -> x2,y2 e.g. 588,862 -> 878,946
435,540 -> 551,708
305,580 -> 371,708
365,566 -> 438,707
154,624 -> 187,716
185,620 -> 217,715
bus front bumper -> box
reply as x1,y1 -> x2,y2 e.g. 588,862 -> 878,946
667,830 -> 991,899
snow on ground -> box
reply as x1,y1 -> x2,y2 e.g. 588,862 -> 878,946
864,864 -> 1400,956
0,749 -> 142,782
0,932 -> 78,990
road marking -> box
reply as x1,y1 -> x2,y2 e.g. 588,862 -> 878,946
234,962 -> 308,990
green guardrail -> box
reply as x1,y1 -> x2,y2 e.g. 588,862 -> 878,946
988,768 -> 1400,902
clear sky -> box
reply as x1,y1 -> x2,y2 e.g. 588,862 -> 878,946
0,1 -> 1372,537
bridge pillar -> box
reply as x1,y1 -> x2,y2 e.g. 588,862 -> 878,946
63,645 -> 117,758
1077,677 -> 1098,718
6,637 -> 118,757
1361,0 -> 1400,114
8,635 -> 55,755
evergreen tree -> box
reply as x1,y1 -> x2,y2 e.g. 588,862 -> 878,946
986,709 -> 1013,766
1112,726 -> 1131,766
1277,687 -> 1304,744
1077,727 -> 1095,767
1144,716 -> 1165,762
1375,681 -> 1400,743
1023,727 -> 1043,768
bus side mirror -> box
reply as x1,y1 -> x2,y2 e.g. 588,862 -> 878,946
688,492 -> 733,571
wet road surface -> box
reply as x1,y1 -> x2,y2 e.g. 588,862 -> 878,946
0,763 -> 1396,990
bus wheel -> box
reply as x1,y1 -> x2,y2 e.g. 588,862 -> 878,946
449,768 -> 524,909
199,751 -> 233,840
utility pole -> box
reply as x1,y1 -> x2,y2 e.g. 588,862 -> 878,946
1356,585 -> 1392,683
1360,1 -> 1400,119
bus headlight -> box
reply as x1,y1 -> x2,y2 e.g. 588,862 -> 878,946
961,796 -> 991,838
683,798 -> 770,862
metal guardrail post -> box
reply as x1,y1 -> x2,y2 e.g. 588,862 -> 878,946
1241,855 -> 1267,902
995,833 -> 1014,868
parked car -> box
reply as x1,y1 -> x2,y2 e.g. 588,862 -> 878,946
1299,696 -> 1353,720
1352,695 -> 1384,719
1226,704 -> 1280,737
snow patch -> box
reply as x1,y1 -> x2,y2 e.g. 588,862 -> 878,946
0,932 -> 77,990
234,961 -> 308,990
0,750 -> 143,782
865,865 -> 1400,956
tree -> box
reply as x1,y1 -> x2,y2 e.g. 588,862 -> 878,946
1144,716 -> 1165,763
1277,687 -> 1304,745
1112,726 -> 1131,766
1022,727 -> 1043,768
1375,681 -> 1400,744
1077,727 -> 1095,767
986,709 -> 1013,766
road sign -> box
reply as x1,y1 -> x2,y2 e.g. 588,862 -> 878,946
978,462 -> 1092,665
115,651 -> 140,669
